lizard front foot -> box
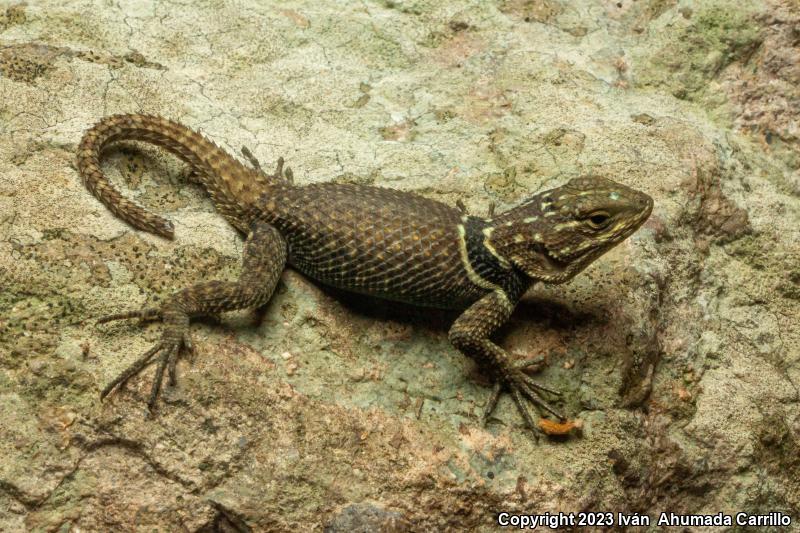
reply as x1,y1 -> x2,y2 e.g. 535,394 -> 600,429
482,359 -> 564,435
97,302 -> 194,410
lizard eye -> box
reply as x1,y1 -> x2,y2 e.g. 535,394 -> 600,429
586,211 -> 611,229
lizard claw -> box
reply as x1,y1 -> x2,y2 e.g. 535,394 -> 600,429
168,331 -> 195,385
480,382 -> 502,426
508,368 -> 565,420
483,365 -> 565,435
98,303 -> 192,410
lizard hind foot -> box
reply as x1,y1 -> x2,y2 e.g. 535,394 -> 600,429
99,331 -> 194,410
98,304 -> 194,410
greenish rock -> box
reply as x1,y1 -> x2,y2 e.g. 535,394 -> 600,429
0,0 -> 798,530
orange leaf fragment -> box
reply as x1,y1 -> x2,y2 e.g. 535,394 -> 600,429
538,418 -> 583,436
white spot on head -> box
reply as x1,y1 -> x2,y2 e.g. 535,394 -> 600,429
554,221 -> 580,231
610,191 -> 620,200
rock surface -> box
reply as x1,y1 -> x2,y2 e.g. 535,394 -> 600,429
0,0 -> 798,530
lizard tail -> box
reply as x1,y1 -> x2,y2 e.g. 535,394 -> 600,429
77,114 -> 263,239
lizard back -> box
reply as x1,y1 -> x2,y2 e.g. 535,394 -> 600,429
263,182 -> 493,309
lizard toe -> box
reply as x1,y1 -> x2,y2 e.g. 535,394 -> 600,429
481,368 -> 565,437
96,306 -> 162,326
100,304 -> 194,410
512,372 -> 565,420
508,383 -> 543,438
481,381 -> 502,427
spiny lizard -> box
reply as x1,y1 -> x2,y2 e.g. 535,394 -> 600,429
78,114 -> 653,435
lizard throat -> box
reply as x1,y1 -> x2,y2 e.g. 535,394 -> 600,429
459,216 -> 528,297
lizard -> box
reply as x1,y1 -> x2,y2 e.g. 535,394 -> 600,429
77,114 -> 653,435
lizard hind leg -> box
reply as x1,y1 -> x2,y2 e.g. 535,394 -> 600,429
98,221 -> 287,410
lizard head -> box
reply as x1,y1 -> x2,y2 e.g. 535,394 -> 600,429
486,176 -> 653,283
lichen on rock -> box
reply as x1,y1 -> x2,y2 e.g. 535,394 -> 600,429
0,0 -> 798,530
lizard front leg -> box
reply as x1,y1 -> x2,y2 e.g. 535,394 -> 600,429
98,220 -> 287,409
449,290 -> 564,435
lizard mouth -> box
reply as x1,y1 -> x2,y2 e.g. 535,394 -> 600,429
545,242 -> 603,268
543,246 -> 570,271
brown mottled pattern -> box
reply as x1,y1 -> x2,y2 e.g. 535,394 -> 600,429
261,183 -> 487,309
78,114 -> 653,435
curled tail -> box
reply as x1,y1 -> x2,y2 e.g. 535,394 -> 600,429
77,114 -> 265,239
